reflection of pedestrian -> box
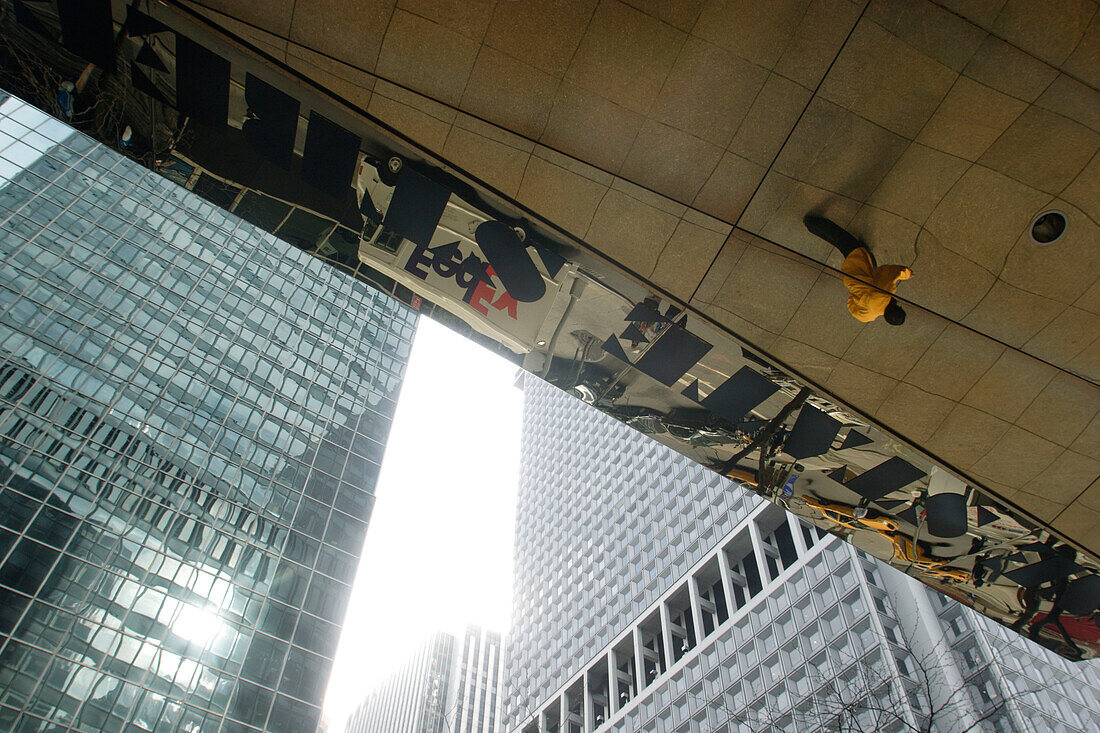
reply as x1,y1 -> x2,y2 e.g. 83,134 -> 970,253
804,215 -> 911,325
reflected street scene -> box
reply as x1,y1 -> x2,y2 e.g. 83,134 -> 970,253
0,0 -> 1098,732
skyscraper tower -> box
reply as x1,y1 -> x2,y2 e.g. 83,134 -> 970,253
348,625 -> 503,733
0,93 -> 416,732
347,632 -> 456,733
451,626 -> 504,733
507,376 -> 1100,732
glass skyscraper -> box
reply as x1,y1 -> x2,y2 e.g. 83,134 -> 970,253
0,93 -> 416,732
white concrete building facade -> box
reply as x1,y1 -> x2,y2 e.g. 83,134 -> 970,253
506,377 -> 1100,733
348,626 -> 502,733
347,632 -> 454,733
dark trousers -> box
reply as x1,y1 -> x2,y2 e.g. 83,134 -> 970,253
803,215 -> 876,267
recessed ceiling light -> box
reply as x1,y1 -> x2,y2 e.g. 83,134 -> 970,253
1029,210 -> 1067,246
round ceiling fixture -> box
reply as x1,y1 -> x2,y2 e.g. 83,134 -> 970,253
1029,210 -> 1067,246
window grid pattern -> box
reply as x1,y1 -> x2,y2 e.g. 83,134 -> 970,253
509,376 -> 1100,733
597,542 -> 906,733
347,626 -> 502,733
0,94 -> 416,733
507,378 -> 756,717
346,632 -> 455,733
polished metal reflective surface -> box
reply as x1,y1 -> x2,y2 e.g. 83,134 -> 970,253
366,157 -> 1100,661
0,0 -> 1095,662
0,96 -> 415,731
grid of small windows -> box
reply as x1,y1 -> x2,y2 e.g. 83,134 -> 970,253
347,632 -> 455,733
542,529 -> 887,733
600,544 -> 922,733
543,525 -> 1100,733
0,95 -> 416,732
980,611 -> 1100,732
507,377 -> 756,722
454,628 -> 502,733
347,627 -> 500,733
509,372 -> 1100,733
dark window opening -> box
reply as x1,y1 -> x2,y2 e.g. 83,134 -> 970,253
370,227 -> 403,255
192,173 -> 240,209
324,227 -> 360,268
765,552 -> 780,581
775,522 -> 798,567
277,209 -> 335,252
801,522 -> 816,549
712,579 -> 729,624
233,191 -> 291,232
743,551 -> 762,596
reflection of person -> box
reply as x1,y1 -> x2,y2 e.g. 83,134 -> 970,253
804,215 -> 912,325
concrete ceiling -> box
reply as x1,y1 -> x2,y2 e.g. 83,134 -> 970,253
184,0 -> 1100,556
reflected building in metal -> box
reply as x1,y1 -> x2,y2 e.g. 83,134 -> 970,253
2,0 -> 1096,658
0,94 -> 416,732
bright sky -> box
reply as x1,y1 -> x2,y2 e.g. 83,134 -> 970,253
322,317 -> 524,731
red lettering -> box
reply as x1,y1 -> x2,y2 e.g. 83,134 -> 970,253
468,281 -> 495,316
490,290 -> 518,320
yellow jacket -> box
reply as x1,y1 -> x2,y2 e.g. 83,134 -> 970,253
841,248 -> 911,323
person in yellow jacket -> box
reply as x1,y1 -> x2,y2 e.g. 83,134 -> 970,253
804,215 -> 912,326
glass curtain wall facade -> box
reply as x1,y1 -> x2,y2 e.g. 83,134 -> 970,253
506,377 -> 1100,733
0,94 -> 416,732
